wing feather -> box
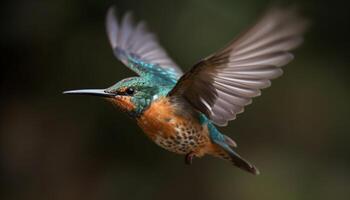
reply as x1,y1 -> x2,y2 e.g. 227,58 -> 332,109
106,7 -> 183,81
169,7 -> 308,126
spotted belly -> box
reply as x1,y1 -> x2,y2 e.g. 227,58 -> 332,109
152,123 -> 208,154
136,97 -> 210,155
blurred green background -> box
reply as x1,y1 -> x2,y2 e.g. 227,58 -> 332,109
1,0 -> 349,200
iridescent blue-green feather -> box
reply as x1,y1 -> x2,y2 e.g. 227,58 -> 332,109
199,114 -> 258,174
106,7 -> 183,85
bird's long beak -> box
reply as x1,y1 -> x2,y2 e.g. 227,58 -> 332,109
63,89 -> 115,98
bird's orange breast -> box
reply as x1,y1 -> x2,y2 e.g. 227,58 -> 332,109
137,97 -> 179,139
137,97 -> 210,155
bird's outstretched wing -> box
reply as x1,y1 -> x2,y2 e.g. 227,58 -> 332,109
106,7 -> 183,82
169,7 -> 308,126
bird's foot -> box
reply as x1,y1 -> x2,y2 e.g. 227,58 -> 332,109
185,152 -> 195,165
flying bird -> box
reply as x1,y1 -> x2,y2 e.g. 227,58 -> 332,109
64,6 -> 307,175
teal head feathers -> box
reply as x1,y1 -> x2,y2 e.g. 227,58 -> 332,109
105,76 -> 173,116
64,75 -> 174,117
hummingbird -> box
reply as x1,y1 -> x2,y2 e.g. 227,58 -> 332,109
64,6 -> 307,175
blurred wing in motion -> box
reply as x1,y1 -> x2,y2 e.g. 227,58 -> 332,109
169,7 -> 308,126
106,7 -> 183,82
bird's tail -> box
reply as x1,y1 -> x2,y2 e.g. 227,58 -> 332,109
209,140 -> 260,175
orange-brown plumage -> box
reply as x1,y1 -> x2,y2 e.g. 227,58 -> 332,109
136,97 -> 244,163
137,97 -> 175,139
137,97 -> 211,156
108,96 -> 135,112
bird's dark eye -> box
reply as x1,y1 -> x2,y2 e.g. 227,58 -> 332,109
126,87 -> 135,95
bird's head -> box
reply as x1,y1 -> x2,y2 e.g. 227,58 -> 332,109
63,77 -> 160,117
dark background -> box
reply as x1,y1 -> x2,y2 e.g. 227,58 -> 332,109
1,0 -> 349,200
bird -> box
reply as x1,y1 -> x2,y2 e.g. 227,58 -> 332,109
63,6 -> 307,175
